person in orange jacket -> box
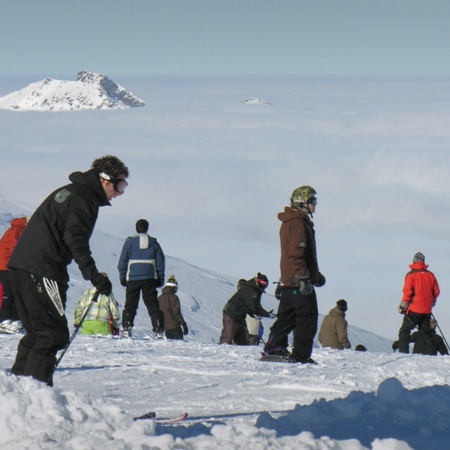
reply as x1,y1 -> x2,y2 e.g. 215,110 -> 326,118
0,217 -> 28,333
396,252 -> 440,353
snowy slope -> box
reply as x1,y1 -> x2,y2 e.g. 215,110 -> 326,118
0,70 -> 146,111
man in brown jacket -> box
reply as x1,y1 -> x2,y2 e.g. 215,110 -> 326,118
318,299 -> 351,350
263,186 -> 326,364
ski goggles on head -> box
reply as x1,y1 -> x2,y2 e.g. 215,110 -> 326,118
99,172 -> 128,194
257,278 -> 269,287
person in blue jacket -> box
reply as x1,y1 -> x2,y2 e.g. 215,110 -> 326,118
118,219 -> 165,337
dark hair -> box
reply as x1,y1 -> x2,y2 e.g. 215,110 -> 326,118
136,219 -> 149,233
91,155 -> 129,178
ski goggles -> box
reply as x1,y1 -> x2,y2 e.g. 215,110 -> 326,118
257,278 -> 269,287
99,172 -> 128,195
307,197 -> 317,206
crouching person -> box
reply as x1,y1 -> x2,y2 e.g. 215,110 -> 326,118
219,273 -> 272,345
74,288 -> 121,336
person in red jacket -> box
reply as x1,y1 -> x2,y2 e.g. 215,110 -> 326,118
397,252 -> 440,353
0,217 -> 28,333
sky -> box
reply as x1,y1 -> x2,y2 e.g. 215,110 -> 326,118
0,218 -> 449,449
2,1 -> 450,77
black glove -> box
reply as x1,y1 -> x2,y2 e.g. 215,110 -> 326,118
156,278 -> 164,288
91,272 -> 112,296
120,279 -> 127,287
181,322 -> 189,336
275,283 -> 283,300
299,277 -> 313,296
313,272 -> 326,287
392,341 -> 399,352
267,309 -> 276,319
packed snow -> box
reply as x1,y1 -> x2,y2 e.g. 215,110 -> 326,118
1,201 -> 449,450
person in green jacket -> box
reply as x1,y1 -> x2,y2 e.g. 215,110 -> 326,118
73,288 -> 121,336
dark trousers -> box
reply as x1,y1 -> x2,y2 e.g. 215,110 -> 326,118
9,269 -> 69,386
219,313 -> 250,345
123,279 -> 163,331
0,270 -> 19,322
398,311 -> 431,353
265,288 -> 318,359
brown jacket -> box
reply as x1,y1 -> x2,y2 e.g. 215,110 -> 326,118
318,307 -> 351,349
158,286 -> 186,331
278,206 -> 320,287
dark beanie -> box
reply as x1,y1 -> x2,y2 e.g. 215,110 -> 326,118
413,252 -> 425,263
336,299 -> 347,311
355,344 -> 367,352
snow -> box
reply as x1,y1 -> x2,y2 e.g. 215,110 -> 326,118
1,202 -> 450,449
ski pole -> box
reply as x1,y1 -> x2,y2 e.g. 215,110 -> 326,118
431,313 -> 450,352
54,289 -> 101,369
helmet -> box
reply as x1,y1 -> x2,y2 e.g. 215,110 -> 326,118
291,186 -> 317,205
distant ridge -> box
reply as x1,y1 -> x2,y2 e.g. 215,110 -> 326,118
0,70 -> 146,111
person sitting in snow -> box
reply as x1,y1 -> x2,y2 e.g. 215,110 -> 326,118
157,275 -> 188,340
396,252 -> 440,354
392,318 -> 448,356
219,273 -> 273,345
318,299 -> 351,350
73,287 -> 121,336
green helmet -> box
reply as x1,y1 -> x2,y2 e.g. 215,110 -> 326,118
291,185 -> 317,205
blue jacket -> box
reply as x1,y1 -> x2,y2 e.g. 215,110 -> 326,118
117,233 -> 165,283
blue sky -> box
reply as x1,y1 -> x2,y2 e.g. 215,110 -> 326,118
2,0 -> 450,77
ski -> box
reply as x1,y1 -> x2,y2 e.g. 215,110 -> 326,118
133,411 -> 188,423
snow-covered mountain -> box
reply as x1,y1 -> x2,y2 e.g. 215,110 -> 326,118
0,195 -> 391,351
0,70 -> 146,111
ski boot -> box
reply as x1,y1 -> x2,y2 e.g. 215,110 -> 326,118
154,327 -> 165,340
122,321 -> 133,338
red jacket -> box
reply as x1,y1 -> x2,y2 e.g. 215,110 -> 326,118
0,218 -> 27,270
402,261 -> 440,314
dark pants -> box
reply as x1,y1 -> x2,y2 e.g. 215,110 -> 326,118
123,279 -> 163,331
219,313 -> 250,345
265,287 -> 318,359
398,311 -> 431,353
0,270 -> 19,322
9,269 -> 69,386
165,326 -> 183,340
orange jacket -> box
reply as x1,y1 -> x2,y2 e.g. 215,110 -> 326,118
0,218 -> 27,270
402,261 -> 440,314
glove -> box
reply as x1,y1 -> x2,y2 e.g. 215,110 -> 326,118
398,301 -> 408,314
267,309 -> 277,319
91,272 -> 112,296
299,277 -> 313,296
392,341 -> 399,352
156,278 -> 164,288
120,279 -> 127,287
181,323 -> 189,336
314,272 -> 326,287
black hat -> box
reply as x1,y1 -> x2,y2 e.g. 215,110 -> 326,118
336,299 -> 348,311
355,344 -> 367,352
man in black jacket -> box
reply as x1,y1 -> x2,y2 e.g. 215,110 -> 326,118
8,155 -> 129,386
219,273 -> 273,345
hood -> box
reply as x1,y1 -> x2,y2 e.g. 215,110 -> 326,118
329,306 -> 345,317
409,261 -> 429,271
69,169 -> 110,206
10,217 -> 28,229
278,206 -> 310,224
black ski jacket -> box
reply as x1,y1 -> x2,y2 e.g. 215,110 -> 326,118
411,330 -> 449,356
223,279 -> 269,323
8,169 -> 109,283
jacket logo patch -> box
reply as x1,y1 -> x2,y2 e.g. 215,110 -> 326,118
54,189 -> 71,204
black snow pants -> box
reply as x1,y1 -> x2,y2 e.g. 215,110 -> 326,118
265,287 -> 318,359
9,268 -> 69,386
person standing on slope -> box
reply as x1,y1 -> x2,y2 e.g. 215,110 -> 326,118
8,155 -> 129,385
118,219 -> 165,338
396,252 -> 440,354
318,299 -> 351,350
263,186 -> 326,364
158,275 -> 188,340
